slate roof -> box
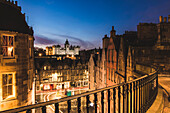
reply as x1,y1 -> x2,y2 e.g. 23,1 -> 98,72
0,1 -> 33,35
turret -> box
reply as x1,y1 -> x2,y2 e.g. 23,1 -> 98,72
110,26 -> 116,38
65,39 -> 70,54
102,34 -> 109,49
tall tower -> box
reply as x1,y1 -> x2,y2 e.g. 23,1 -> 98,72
65,39 -> 70,54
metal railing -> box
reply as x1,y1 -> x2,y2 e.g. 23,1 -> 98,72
1,65 -> 158,113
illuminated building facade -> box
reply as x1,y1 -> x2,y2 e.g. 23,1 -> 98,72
35,58 -> 88,91
0,0 -> 34,111
46,39 -> 80,56
88,48 -> 107,90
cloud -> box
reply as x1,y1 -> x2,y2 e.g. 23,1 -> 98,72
49,33 -> 97,49
34,33 -> 100,50
34,35 -> 60,45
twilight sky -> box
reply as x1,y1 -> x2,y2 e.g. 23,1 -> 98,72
18,0 -> 170,50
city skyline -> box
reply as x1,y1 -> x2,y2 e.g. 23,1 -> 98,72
0,0 -> 169,112
18,0 -> 170,49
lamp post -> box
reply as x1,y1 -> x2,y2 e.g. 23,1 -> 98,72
32,71 -> 37,113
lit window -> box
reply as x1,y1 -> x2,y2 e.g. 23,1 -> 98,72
1,35 -> 14,57
39,53 -> 42,56
44,66 -> 47,70
29,40 -> 32,58
2,73 -> 15,99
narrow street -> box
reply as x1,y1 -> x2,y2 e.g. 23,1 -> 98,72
35,87 -> 89,113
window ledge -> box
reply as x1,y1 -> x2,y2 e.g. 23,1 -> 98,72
1,96 -> 16,103
1,55 -> 18,64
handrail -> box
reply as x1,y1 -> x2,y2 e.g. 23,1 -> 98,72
1,64 -> 158,113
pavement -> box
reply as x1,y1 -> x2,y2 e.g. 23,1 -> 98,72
158,74 -> 170,113
147,74 -> 170,113
158,74 -> 170,94
147,87 -> 164,113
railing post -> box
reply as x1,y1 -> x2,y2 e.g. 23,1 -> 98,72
130,83 -> 132,113
118,86 -> 121,113
139,80 -> 142,113
113,88 -> 116,113
55,103 -> 59,113
133,82 -> 136,113
136,81 -> 138,113
94,93 -> 97,113
126,84 -> 129,113
156,73 -> 158,93
145,79 -> 148,112
141,79 -> 144,113
108,89 -> 110,113
86,95 -> 90,113
143,78 -> 146,112
123,85 -> 125,113
148,78 -> 152,107
67,100 -> 71,113
138,80 -> 140,113
142,79 -> 144,113
101,91 -> 104,113
42,106 -> 46,113
77,97 -> 81,113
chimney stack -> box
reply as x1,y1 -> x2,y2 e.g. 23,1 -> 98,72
159,16 -> 163,23
104,34 -> 107,37
112,26 -> 114,30
12,0 -> 14,4
168,15 -> 170,23
15,1 -> 18,6
110,26 -> 116,38
23,13 -> 25,20
164,17 -> 167,23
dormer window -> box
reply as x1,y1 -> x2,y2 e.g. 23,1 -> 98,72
1,35 -> 14,57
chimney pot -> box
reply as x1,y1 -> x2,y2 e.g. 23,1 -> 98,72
164,17 -> 167,22
15,1 -> 18,6
12,0 -> 14,4
159,16 -> 163,23
105,34 -> 107,37
168,15 -> 170,23
112,26 -> 114,30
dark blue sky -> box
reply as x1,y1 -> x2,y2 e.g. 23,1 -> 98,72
18,0 -> 170,49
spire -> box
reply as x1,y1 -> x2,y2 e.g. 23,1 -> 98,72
65,39 -> 69,45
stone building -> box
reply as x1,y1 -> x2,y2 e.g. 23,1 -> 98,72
35,58 -> 88,91
46,39 -> 80,56
88,48 -> 107,90
133,15 -> 170,73
88,54 -> 97,90
157,15 -> 170,50
106,36 -> 118,86
0,0 -> 34,111
137,23 -> 157,41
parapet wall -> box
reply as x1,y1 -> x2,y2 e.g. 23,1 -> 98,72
0,0 -> 21,11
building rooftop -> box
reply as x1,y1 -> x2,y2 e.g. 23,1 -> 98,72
0,0 -> 33,35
